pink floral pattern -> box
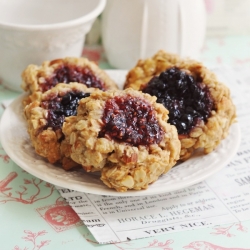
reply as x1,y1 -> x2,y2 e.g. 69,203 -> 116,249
82,47 -> 103,63
13,230 -> 51,250
211,223 -> 248,237
204,0 -> 214,14
0,172 -> 55,204
36,198 -> 83,232
0,148 -> 10,163
183,241 -> 250,250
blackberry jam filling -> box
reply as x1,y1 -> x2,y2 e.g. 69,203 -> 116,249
41,66 -> 105,92
99,95 -> 164,146
142,67 -> 214,135
42,91 -> 90,131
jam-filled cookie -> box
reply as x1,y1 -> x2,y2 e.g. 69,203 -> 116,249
24,83 -> 96,167
62,88 -> 180,192
124,50 -> 236,160
21,57 -> 118,105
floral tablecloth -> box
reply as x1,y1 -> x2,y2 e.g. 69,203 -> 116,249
0,35 -> 250,250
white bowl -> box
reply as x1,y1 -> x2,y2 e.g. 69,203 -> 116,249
0,0 -> 106,92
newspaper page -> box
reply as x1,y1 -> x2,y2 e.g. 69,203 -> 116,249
57,67 -> 250,244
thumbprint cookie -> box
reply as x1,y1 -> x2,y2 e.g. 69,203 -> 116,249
21,57 -> 118,105
124,50 -> 236,160
62,88 -> 180,192
24,83 -> 96,167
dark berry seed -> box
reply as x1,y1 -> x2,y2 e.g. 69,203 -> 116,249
40,66 -> 105,92
42,91 -> 90,131
98,95 -> 164,146
142,67 -> 214,135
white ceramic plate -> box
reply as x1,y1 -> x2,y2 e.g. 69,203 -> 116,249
0,70 -> 241,196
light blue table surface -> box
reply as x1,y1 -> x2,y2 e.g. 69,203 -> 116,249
0,35 -> 250,250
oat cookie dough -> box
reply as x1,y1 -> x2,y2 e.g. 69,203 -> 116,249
124,50 -> 236,160
62,88 -> 180,192
21,57 -> 118,105
24,83 -> 96,167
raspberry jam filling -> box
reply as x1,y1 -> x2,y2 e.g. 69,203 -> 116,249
99,95 -> 164,146
41,65 -> 105,92
42,91 -> 90,131
142,67 -> 214,135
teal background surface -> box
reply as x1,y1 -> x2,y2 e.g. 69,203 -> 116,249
0,35 -> 250,249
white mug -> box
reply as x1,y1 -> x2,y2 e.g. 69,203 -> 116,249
101,0 -> 207,69
0,0 -> 106,92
